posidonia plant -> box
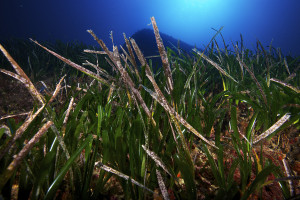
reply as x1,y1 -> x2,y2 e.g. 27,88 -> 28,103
0,17 -> 299,199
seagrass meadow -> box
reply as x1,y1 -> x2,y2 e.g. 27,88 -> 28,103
0,17 -> 299,199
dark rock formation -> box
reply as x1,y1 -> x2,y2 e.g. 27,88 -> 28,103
121,28 -> 195,69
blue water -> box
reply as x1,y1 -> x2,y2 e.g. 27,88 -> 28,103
1,0 -> 300,56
